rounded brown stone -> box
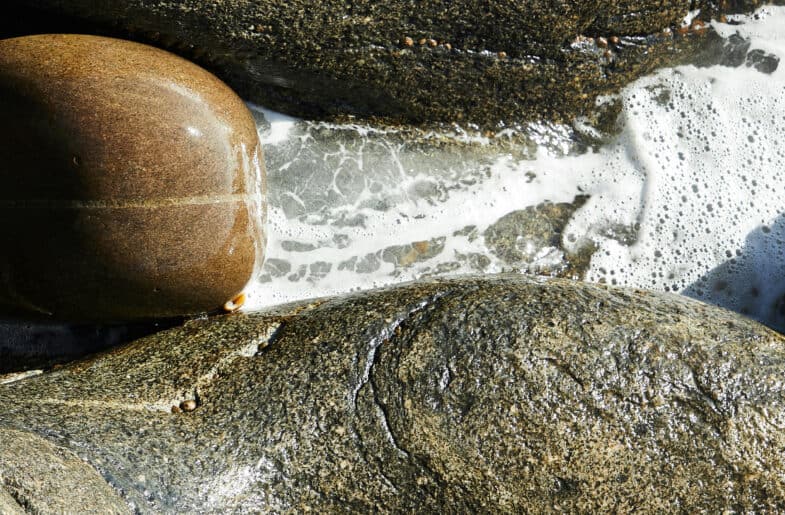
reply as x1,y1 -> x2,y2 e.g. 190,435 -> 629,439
0,34 -> 266,322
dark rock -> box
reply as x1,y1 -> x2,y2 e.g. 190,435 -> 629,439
0,318 -> 180,374
0,1 -> 777,126
718,33 -> 752,68
747,48 -> 780,73
693,33 -> 781,74
1,275 -> 785,511
0,34 -> 266,322
484,195 -> 594,276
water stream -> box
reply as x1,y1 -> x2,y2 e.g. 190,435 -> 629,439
244,7 -> 785,331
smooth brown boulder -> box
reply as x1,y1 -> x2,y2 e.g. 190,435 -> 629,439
0,34 -> 266,322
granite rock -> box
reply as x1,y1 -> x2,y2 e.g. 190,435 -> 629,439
485,195 -> 594,276
0,484 -> 23,515
1,275 -> 784,512
0,428 -> 128,513
2,1 -> 782,126
0,34 -> 266,322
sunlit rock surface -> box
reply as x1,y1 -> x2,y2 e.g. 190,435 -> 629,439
0,34 -> 266,322
2,276 -> 785,512
0,428 -> 128,513
0,0 -> 779,125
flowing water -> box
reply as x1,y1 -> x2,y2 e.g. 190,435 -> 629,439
244,6 -> 785,331
1,6 -> 783,374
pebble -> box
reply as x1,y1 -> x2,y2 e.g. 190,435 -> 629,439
179,399 -> 198,412
0,34 -> 266,322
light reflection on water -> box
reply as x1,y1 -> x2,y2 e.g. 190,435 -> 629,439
245,6 -> 785,331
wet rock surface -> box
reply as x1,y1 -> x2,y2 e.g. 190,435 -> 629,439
0,486 -> 22,515
0,428 -> 128,513
485,195 -> 594,276
0,34 -> 265,322
1,1 -> 781,126
1,275 -> 785,512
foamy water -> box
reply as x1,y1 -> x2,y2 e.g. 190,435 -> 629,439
244,7 -> 785,330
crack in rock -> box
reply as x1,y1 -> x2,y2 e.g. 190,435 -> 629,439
176,321 -> 286,410
350,292 -> 449,410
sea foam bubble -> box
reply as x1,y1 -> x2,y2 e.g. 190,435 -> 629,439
245,6 -> 785,330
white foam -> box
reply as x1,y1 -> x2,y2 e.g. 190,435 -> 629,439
248,103 -> 298,145
243,7 -> 785,329
577,7 -> 785,327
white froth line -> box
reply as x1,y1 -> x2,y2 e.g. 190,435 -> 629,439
0,369 -> 43,385
247,103 -> 299,145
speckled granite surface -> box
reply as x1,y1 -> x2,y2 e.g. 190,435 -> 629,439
2,1 -> 782,126
1,276 -> 784,512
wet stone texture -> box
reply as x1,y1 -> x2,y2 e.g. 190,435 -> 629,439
1,1 -> 783,126
0,486 -> 23,515
0,428 -> 128,513
1,276 -> 785,512
484,195 -> 594,277
0,34 -> 266,322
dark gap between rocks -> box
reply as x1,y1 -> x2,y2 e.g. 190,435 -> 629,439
0,318 -> 182,374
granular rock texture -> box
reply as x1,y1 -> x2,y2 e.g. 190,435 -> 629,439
484,195 -> 594,276
0,34 -> 266,322
1,275 -> 784,512
2,1 -> 783,126
0,428 -> 128,513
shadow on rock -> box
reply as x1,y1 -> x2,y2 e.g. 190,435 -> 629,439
0,319 -> 180,374
684,213 -> 785,332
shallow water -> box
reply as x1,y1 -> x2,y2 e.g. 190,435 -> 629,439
244,6 -> 785,331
